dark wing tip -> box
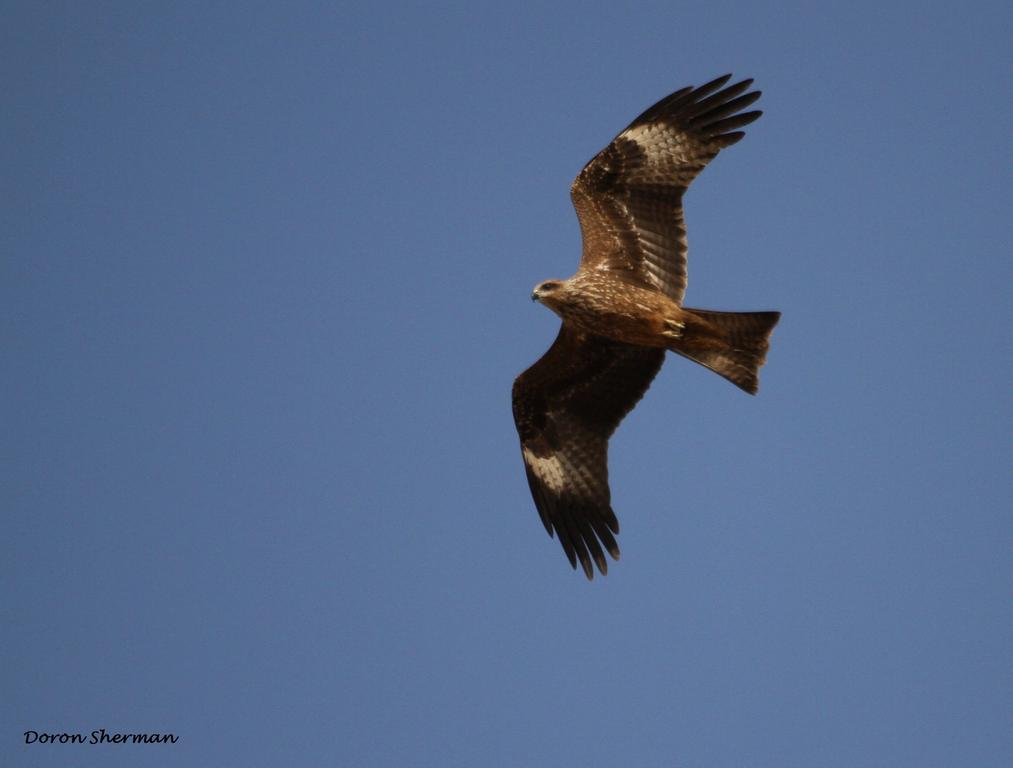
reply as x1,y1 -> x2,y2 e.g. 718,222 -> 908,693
557,530 -> 578,570
716,131 -> 746,147
622,74 -> 762,148
698,73 -> 734,92
537,496 -> 623,580
578,518 -> 608,577
708,109 -> 763,132
625,74 -> 734,131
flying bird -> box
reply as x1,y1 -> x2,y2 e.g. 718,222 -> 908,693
512,74 -> 780,580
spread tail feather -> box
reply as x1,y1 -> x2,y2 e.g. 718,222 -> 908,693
673,309 -> 780,394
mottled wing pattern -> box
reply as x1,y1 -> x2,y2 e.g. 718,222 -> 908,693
512,324 -> 664,579
571,74 -> 762,303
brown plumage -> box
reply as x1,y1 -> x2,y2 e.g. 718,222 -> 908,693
512,74 -> 781,580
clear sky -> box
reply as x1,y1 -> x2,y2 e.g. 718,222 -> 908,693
4,2 -> 1011,766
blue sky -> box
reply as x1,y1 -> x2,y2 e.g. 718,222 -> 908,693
4,2 -> 1011,766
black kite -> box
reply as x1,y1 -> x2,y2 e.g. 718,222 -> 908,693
512,74 -> 780,579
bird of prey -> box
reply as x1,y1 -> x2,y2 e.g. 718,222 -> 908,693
511,74 -> 780,580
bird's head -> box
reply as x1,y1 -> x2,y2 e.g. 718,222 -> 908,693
531,279 -> 566,308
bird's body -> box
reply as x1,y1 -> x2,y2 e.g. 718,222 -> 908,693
535,272 -> 687,348
512,75 -> 780,579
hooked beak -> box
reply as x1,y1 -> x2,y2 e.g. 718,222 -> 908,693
531,291 -> 539,302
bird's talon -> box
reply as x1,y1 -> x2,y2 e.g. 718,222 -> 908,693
662,319 -> 685,339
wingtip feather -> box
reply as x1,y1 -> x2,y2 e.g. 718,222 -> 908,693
707,73 -> 734,87
716,131 -> 746,147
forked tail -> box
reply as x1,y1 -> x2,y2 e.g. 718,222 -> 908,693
673,308 -> 781,394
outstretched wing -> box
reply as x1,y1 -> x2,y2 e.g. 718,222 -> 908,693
571,74 -> 762,303
512,324 -> 664,579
